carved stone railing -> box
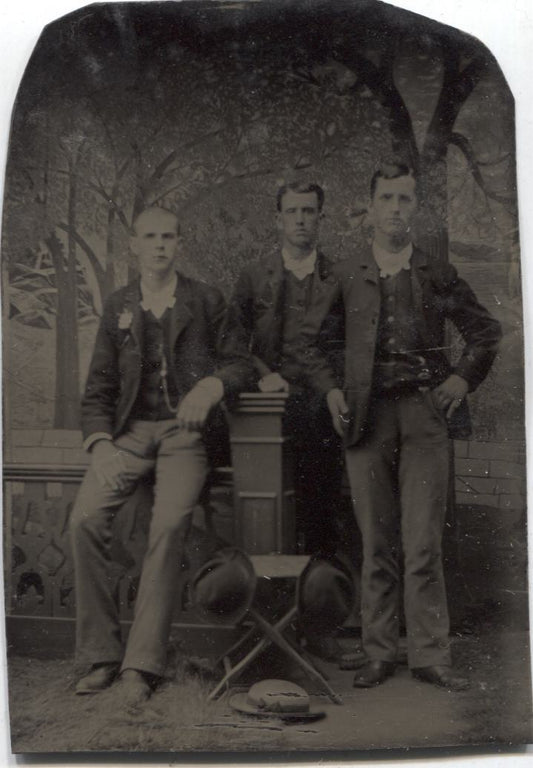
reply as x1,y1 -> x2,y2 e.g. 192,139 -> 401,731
3,392 -> 295,633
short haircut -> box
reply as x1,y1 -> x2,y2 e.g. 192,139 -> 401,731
370,161 -> 417,200
276,182 -> 325,212
131,206 -> 180,236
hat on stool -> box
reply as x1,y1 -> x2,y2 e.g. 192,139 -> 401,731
229,679 -> 325,722
297,554 -> 355,636
191,547 -> 256,625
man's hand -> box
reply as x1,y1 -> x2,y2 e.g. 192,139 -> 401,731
431,374 -> 469,419
327,388 -> 350,437
176,377 -> 224,431
258,372 -> 290,393
91,439 -> 129,491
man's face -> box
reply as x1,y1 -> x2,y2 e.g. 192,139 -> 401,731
130,209 -> 179,277
276,190 -> 321,251
370,174 -> 417,242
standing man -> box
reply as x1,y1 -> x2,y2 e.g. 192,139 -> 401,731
299,161 -> 501,689
224,182 -> 343,555
71,206 -> 251,706
222,182 -> 346,659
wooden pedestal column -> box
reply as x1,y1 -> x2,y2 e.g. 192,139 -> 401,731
227,392 -> 296,555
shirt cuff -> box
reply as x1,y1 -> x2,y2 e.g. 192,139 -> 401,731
195,376 -> 224,403
83,432 -> 113,452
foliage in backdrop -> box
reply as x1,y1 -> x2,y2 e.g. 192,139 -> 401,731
2,0 -> 520,439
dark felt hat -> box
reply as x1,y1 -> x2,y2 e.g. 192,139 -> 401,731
297,554 -> 355,635
229,679 -> 325,722
191,547 -> 256,625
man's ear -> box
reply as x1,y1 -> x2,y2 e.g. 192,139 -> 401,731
275,211 -> 283,233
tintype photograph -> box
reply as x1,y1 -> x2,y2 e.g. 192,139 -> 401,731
1,0 -> 531,755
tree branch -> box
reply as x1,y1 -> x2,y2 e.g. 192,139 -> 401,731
423,50 -> 487,159
56,222 -> 105,289
84,181 -> 131,232
448,132 -> 515,206
340,48 -> 418,168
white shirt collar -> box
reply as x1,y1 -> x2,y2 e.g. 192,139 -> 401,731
140,272 -> 177,319
281,248 -> 317,281
372,241 -> 413,278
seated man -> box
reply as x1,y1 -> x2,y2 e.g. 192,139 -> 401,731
71,206 -> 251,706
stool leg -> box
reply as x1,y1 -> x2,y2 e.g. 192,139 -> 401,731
207,608 -> 298,701
248,609 -> 343,705
208,636 -> 271,701
299,649 -> 330,680
213,624 -> 257,669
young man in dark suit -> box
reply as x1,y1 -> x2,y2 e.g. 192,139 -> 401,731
223,182 -> 346,660
71,206 -> 251,705
299,162 -> 501,690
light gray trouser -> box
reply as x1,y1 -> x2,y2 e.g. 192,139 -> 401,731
345,390 -> 452,669
71,419 -> 207,676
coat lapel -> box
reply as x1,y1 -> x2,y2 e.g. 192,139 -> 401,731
351,246 -> 380,319
360,246 -> 380,285
168,276 -> 194,357
263,253 -> 285,359
410,248 -> 432,347
314,251 -> 337,293
121,281 -> 143,350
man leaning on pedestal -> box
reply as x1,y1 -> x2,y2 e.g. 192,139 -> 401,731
298,160 -> 501,690
221,181 -> 346,661
70,206 -> 252,706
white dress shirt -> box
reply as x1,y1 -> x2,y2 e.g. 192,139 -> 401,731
282,248 -> 317,281
140,272 -> 177,319
372,242 -> 413,278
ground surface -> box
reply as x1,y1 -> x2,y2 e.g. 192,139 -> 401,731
7,631 -> 532,754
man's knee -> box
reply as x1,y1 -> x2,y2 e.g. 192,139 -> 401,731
70,500 -> 109,546
70,478 -> 113,545
404,544 -> 443,577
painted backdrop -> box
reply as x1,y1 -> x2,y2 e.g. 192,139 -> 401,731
2,0 -> 521,445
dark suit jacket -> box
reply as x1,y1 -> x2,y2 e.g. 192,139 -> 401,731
298,245 -> 502,446
81,273 -> 252,447
223,250 -> 343,384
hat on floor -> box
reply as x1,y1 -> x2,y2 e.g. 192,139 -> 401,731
191,547 -> 256,625
297,554 -> 355,636
229,679 -> 325,722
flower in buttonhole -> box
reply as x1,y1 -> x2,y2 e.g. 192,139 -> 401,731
118,310 -> 133,330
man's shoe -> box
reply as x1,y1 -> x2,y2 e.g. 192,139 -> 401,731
412,665 -> 470,691
75,663 -> 120,695
116,668 -> 153,707
352,660 -> 395,688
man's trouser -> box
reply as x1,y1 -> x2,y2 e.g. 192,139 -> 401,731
71,419 -> 207,677
284,389 -> 343,555
344,389 -> 452,669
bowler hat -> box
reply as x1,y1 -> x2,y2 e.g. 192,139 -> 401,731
229,679 -> 325,722
297,554 -> 355,636
191,547 -> 256,625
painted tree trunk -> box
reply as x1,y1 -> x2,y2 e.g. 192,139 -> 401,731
52,158 -> 81,429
